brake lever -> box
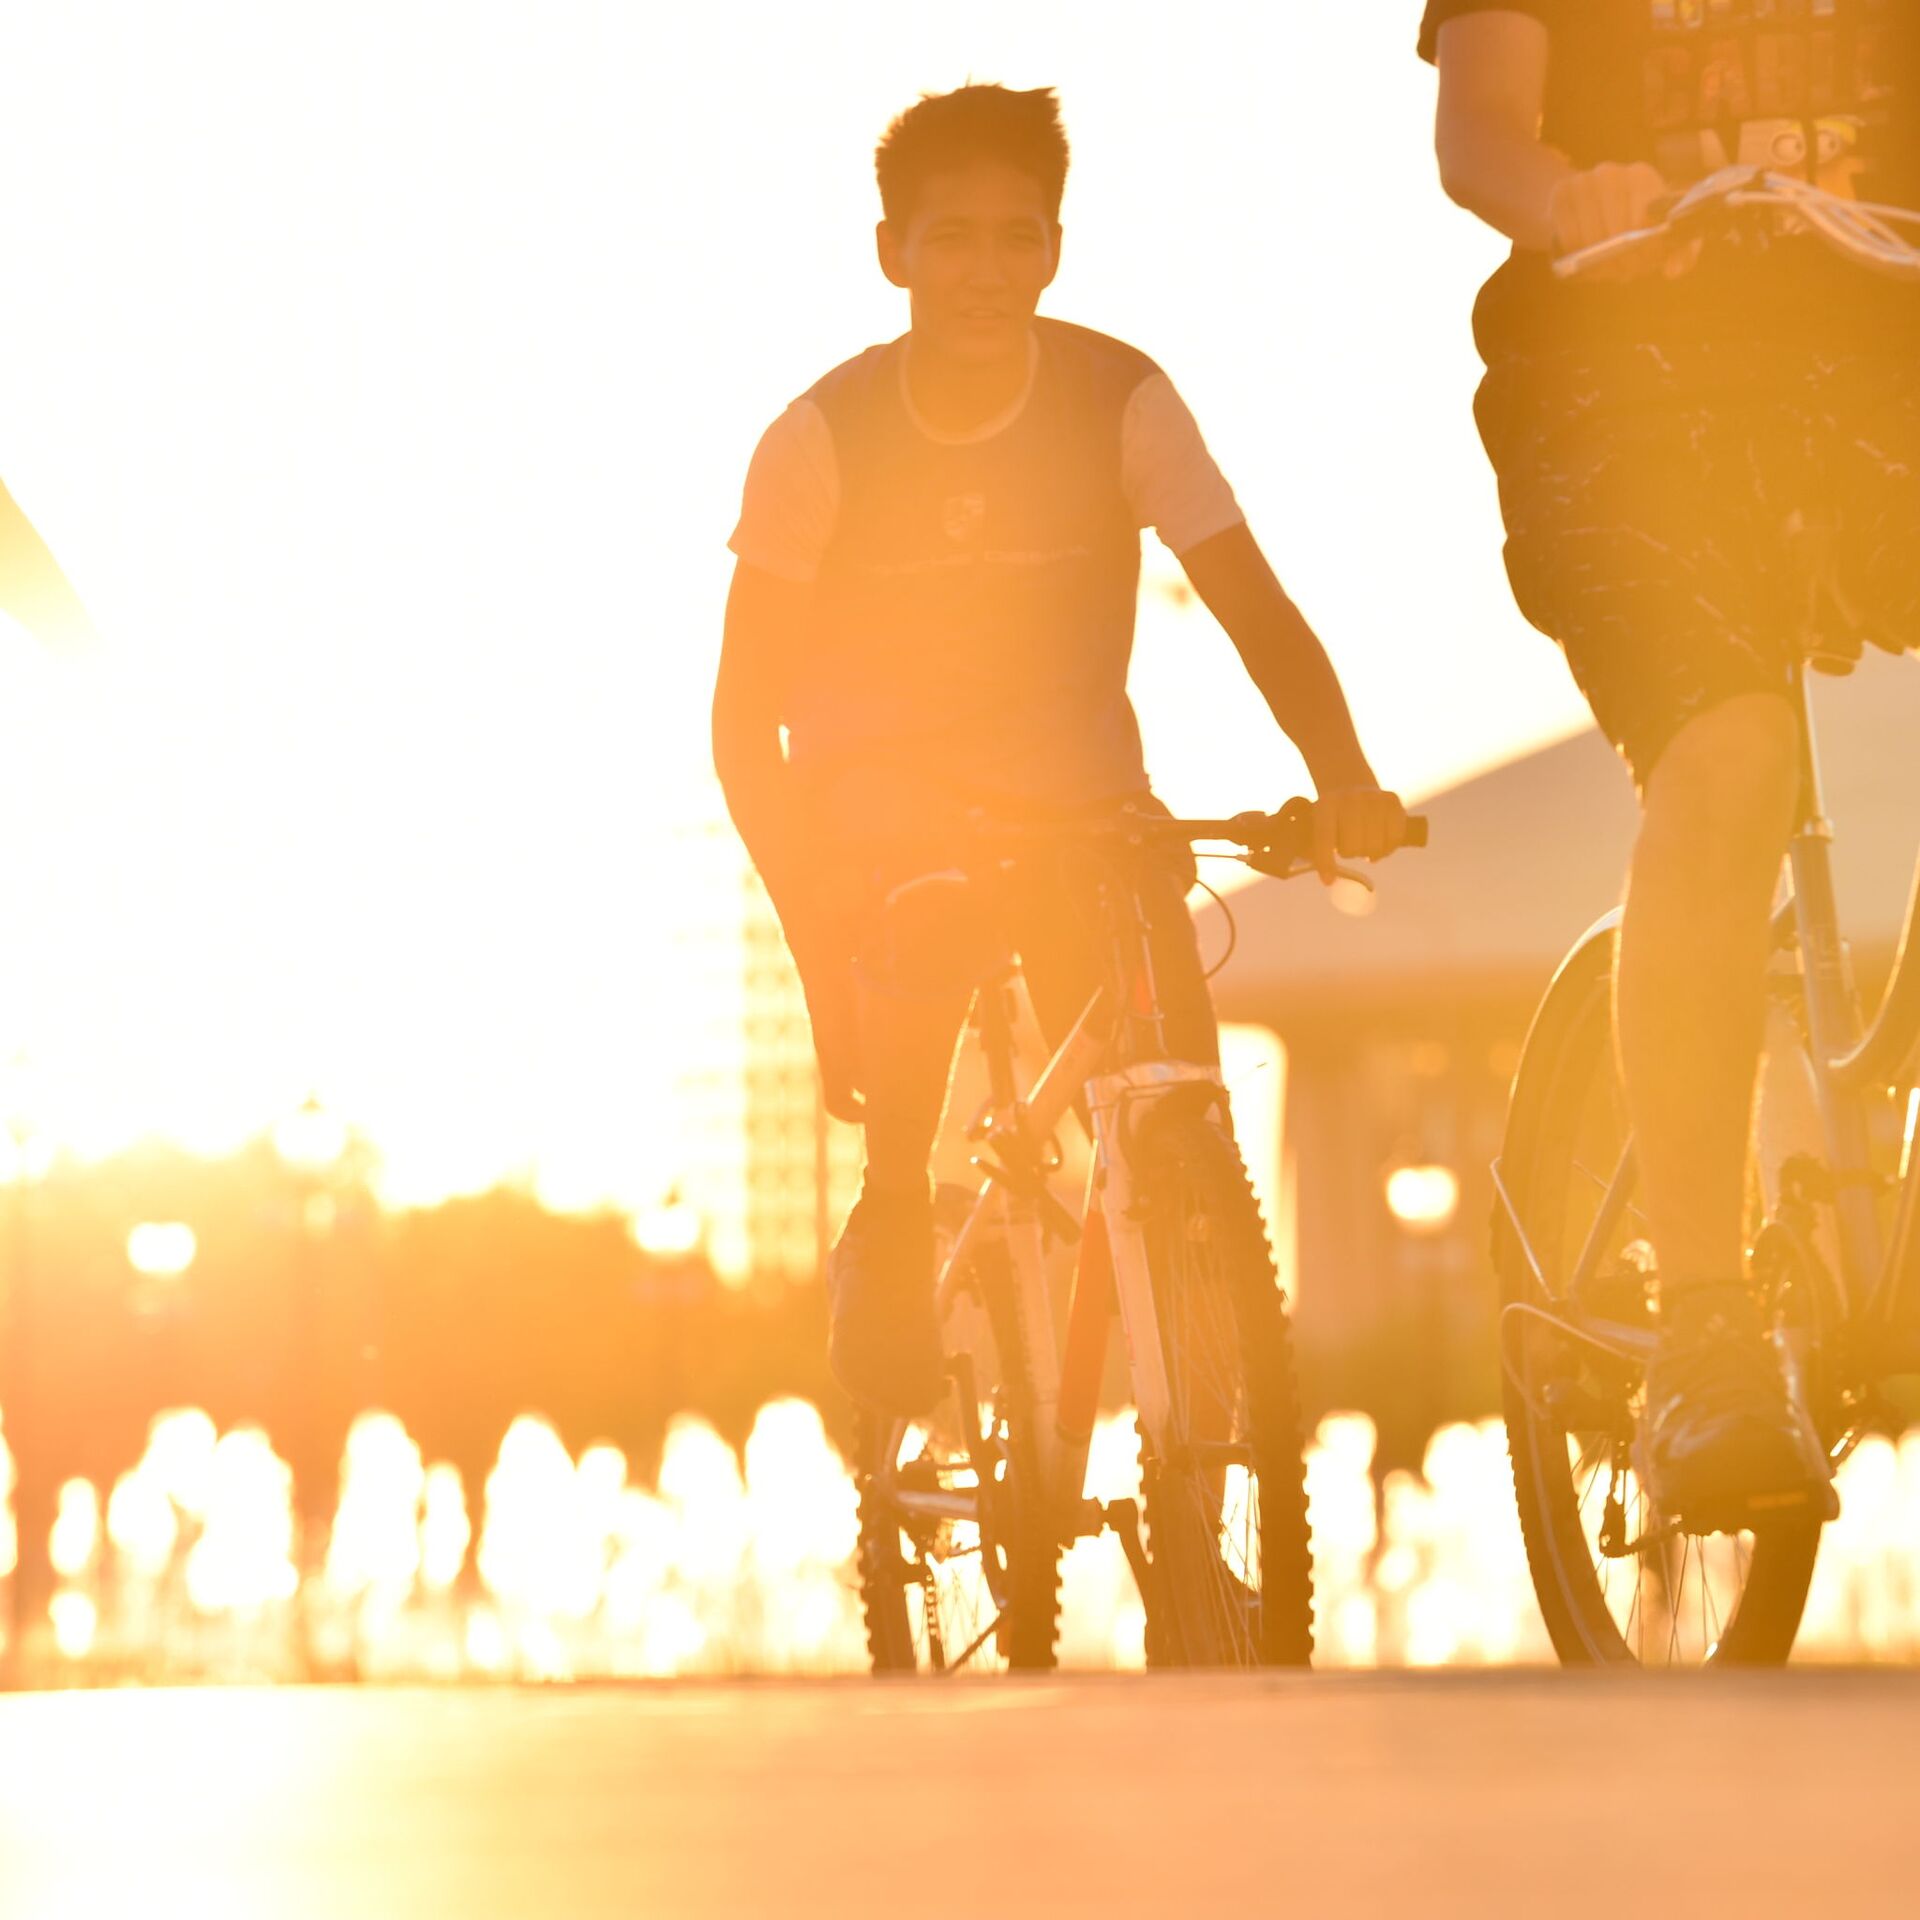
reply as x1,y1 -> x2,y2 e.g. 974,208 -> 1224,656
1242,851 -> 1376,890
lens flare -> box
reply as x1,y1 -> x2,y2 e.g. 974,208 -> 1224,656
49,1478 -> 101,1580
184,1430 -> 299,1614
48,1589 -> 98,1660
22,1398 -> 1920,1680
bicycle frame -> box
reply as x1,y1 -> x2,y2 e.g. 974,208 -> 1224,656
878,853 -> 1234,1555
1495,660 -> 1920,1400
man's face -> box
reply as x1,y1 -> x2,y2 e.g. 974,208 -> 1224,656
878,161 -> 1061,364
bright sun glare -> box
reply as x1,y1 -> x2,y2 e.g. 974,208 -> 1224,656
0,3 -> 1579,1202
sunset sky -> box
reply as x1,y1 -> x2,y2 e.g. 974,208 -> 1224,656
0,2 -> 1592,1212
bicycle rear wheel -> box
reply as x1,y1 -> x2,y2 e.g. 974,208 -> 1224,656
1497,926 -> 1822,1667
1134,1104 -> 1313,1667
855,1187 -> 1061,1674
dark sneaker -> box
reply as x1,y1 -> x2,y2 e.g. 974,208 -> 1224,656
1636,1282 -> 1836,1531
827,1190 -> 945,1416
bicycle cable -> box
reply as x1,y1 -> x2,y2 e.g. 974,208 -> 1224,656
1190,865 -> 1238,982
1556,165 -> 1920,282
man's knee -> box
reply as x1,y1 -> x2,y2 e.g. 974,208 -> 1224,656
1642,692 -> 1801,857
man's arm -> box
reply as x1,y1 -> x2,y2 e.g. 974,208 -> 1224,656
1433,13 -> 1687,277
713,559 -> 808,897
713,559 -> 864,1118
1177,523 -> 1405,876
0,480 -> 95,646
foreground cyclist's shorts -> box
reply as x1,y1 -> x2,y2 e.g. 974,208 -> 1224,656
1475,343 -> 1920,786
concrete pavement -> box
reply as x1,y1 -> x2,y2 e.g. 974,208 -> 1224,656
2,1672 -> 1917,1917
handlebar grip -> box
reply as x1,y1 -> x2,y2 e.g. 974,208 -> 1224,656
1405,816 -> 1430,849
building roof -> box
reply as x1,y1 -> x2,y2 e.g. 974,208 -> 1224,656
1203,654 -> 1920,1024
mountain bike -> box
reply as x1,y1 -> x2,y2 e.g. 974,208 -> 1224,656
1498,170 -> 1920,1667
853,798 -> 1426,1673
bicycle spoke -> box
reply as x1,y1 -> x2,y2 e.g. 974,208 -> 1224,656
1568,1158 -> 1652,1234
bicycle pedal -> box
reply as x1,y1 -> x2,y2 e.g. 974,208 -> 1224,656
1674,1479 -> 1840,1536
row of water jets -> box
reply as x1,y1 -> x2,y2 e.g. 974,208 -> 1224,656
4,1402 -> 1919,1677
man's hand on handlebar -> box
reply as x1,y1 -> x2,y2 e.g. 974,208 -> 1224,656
1310,786 -> 1414,884
1549,161 -> 1701,283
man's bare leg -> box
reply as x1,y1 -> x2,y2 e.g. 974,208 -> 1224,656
1616,689 -> 1830,1515
1615,691 -> 1801,1284
825,979 -> 971,1414
853,981 -> 971,1195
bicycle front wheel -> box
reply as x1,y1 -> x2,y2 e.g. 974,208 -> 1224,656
1497,924 -> 1821,1667
855,1188 -> 1062,1674
1134,1105 -> 1313,1667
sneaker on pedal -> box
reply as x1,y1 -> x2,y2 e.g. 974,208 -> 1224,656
828,1188 -> 945,1417
1636,1282 -> 1836,1530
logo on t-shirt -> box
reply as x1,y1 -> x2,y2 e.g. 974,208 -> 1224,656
1643,0 -> 1898,204
942,493 -> 986,545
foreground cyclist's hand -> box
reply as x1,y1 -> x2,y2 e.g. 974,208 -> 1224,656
1311,787 -> 1409,884
1550,162 -> 1700,282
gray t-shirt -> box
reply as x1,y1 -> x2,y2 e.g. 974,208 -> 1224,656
729,319 -> 1242,821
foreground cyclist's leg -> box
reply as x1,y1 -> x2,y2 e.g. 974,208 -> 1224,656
1616,693 -> 1829,1516
1482,341 -> 1837,1520
1617,693 -> 1799,1285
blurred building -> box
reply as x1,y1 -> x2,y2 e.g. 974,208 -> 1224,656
1202,653 -> 1920,1456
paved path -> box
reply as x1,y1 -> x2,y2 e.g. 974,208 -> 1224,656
2,1673 -> 1917,1917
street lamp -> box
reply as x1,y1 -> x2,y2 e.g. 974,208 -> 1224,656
126,1222 -> 198,1280
274,1094 -> 349,1178
276,1094 -> 349,1236
631,1189 -> 703,1260
274,1094 -> 349,1601
1385,1163 -> 1461,1237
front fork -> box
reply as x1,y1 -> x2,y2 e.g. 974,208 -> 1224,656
1071,1062 -> 1229,1485
967,1051 -> 1231,1578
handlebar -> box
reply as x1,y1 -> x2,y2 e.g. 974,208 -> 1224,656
1554,165 -> 1920,283
964,797 -> 1429,875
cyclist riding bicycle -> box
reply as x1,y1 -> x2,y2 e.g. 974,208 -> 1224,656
713,83 -> 1410,1417
1423,2 -> 1920,1523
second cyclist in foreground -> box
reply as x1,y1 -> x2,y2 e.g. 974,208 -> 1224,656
1424,1 -> 1920,1525
713,83 -> 1412,1415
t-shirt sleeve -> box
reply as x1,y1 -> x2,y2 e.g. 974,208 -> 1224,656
727,399 -> 838,584
1120,374 -> 1244,556
1418,1 -> 1553,64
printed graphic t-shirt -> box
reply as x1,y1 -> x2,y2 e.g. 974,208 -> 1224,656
729,319 -> 1243,818
1419,0 -> 1920,360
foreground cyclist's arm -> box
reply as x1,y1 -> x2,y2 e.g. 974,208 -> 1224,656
1431,11 -> 1681,275
0,478 -> 95,647
1177,523 -> 1404,871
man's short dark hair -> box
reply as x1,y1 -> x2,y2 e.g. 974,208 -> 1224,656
875,85 -> 1070,227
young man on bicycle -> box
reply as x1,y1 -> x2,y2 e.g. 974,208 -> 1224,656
714,84 -> 1408,1415
1423,3 -> 1919,1520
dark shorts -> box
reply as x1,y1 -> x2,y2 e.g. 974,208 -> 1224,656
1476,344 -> 1920,785
838,799 -> 1219,1070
